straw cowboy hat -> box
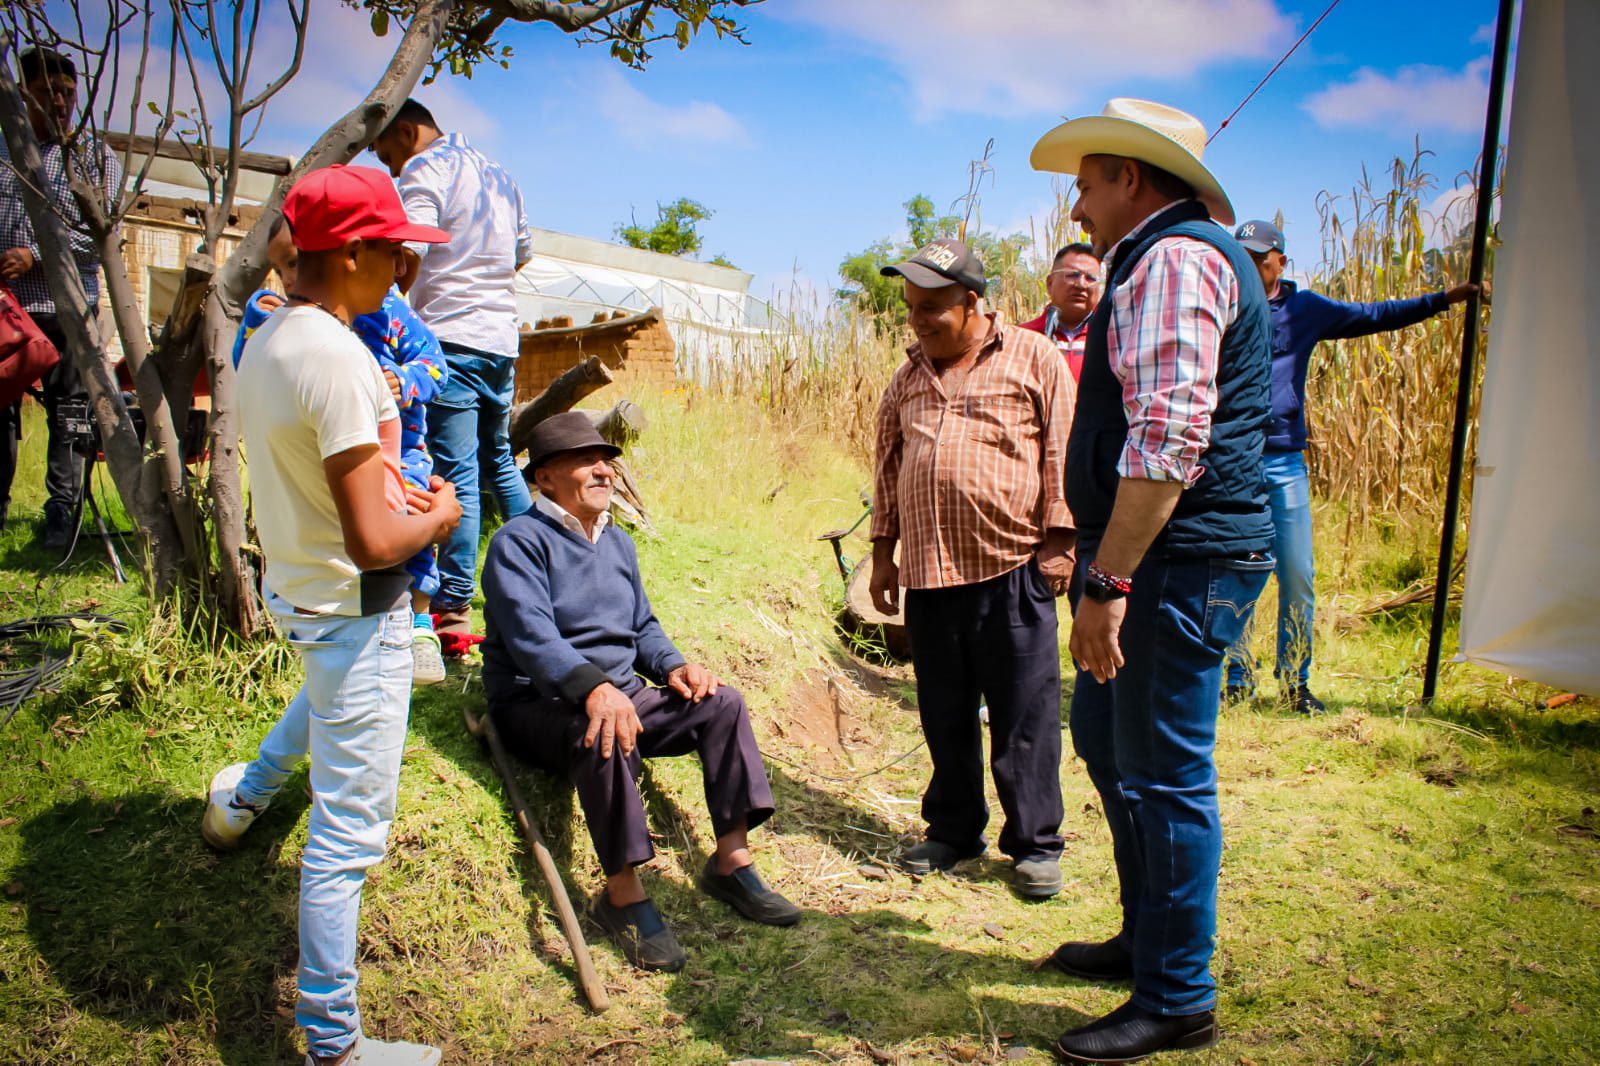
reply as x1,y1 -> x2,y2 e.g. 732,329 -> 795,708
1030,98 -> 1235,226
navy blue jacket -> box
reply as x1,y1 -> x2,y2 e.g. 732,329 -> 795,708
1266,280 -> 1449,451
480,510 -> 686,711
1069,200 -> 1274,560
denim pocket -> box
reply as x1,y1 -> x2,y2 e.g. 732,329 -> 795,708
1202,554 -> 1275,652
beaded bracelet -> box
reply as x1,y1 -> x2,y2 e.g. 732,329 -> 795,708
1086,562 -> 1133,595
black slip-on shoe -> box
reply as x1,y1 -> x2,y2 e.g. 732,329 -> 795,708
1047,938 -> 1134,983
588,893 -> 686,972
898,839 -> 985,875
1054,999 -> 1217,1063
699,857 -> 802,926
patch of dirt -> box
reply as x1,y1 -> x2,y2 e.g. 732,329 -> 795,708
767,672 -> 870,767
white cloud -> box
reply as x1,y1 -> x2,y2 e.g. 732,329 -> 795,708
1302,57 -> 1490,134
590,68 -> 750,147
776,0 -> 1295,120
1471,21 -> 1497,45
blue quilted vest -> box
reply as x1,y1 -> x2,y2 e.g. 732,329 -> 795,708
1066,200 -> 1274,559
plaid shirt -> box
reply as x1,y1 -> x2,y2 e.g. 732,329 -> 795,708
871,315 -> 1075,589
1102,203 -> 1239,486
0,135 -> 122,316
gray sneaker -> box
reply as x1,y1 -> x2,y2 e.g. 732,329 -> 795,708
1012,856 -> 1063,899
411,630 -> 446,687
898,839 -> 985,875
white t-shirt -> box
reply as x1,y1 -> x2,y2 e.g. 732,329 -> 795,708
239,306 -> 399,616
398,132 -> 532,357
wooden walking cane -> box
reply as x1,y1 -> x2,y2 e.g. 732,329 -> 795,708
462,705 -> 610,1013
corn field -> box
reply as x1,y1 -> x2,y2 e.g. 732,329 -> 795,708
695,150 -> 1495,532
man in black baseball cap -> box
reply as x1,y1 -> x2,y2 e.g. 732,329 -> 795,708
1222,218 -> 1480,716
880,237 -> 988,295
870,234 -> 1078,901
479,411 -> 799,974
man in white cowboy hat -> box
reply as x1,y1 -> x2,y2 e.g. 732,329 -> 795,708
1029,98 -> 1276,1063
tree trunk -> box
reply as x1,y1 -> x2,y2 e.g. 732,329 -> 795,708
194,0 -> 453,632
508,356 -> 616,456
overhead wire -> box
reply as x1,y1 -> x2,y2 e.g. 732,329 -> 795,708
1207,0 -> 1345,145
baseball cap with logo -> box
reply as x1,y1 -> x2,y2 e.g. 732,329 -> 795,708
282,165 -> 450,253
880,238 -> 987,296
1235,219 -> 1285,255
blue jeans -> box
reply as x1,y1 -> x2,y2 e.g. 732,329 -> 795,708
426,346 -> 532,609
1225,450 -> 1314,689
236,590 -> 414,1060
1069,551 -> 1273,1014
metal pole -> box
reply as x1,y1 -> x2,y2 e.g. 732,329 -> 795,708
1422,0 -> 1517,703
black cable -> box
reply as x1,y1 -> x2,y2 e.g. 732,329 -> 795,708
0,613 -> 128,727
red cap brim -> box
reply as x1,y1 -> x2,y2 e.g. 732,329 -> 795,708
386,222 -> 450,245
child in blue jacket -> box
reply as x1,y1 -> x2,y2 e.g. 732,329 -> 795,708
233,218 -> 451,684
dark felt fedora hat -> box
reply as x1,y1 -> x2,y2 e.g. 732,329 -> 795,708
522,411 -> 622,477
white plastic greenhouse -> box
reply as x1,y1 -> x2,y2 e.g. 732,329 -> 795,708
513,228 -> 784,377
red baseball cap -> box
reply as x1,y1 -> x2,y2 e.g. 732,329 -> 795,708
281,165 -> 449,252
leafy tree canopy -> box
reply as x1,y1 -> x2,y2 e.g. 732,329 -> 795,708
838,195 -> 1026,320
616,197 -> 737,268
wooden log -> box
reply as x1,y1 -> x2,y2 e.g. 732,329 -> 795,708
508,356 -> 614,457
587,399 -> 648,448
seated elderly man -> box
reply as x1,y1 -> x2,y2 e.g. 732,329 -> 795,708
481,411 -> 800,973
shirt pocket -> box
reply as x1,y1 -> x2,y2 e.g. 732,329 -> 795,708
963,394 -> 1033,449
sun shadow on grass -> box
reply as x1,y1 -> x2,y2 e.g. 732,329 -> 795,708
651,896 -> 1095,1061
12,788 -> 306,1066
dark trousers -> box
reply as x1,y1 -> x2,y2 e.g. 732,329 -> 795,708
491,678 -> 775,876
903,559 -> 1065,863
0,315 -> 88,524
1068,551 -> 1272,1015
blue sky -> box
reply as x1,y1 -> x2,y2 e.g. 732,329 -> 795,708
226,0 -> 1504,311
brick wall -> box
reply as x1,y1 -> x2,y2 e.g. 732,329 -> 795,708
514,308 -> 678,403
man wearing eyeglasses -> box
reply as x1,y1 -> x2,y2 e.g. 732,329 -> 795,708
1019,242 -> 1103,381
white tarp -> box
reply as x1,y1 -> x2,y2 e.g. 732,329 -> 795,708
1460,0 -> 1600,694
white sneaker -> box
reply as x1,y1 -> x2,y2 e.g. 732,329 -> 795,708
411,629 -> 447,687
304,1036 -> 443,1065
200,762 -> 265,850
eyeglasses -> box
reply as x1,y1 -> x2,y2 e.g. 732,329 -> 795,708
1049,269 -> 1100,284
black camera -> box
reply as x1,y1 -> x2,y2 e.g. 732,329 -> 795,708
55,398 -> 96,451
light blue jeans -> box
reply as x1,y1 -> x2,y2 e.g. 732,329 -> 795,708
1225,450 -> 1315,689
426,345 -> 533,610
236,589 -> 414,1060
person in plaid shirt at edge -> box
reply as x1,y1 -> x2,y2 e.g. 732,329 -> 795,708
0,47 -> 122,545
1030,98 -> 1276,1064
867,238 -> 1077,901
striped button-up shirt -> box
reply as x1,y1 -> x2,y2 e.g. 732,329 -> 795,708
871,315 -> 1075,590
1103,203 -> 1239,486
0,135 -> 121,316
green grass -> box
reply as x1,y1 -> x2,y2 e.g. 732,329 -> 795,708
0,394 -> 1596,1064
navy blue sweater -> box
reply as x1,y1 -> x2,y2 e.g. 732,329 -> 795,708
1267,280 -> 1449,451
480,510 -> 685,710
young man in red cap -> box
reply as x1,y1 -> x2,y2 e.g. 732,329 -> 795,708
201,165 -> 461,1066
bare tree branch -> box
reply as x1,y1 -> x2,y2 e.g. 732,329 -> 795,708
485,0 -> 647,33
238,0 -> 308,114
